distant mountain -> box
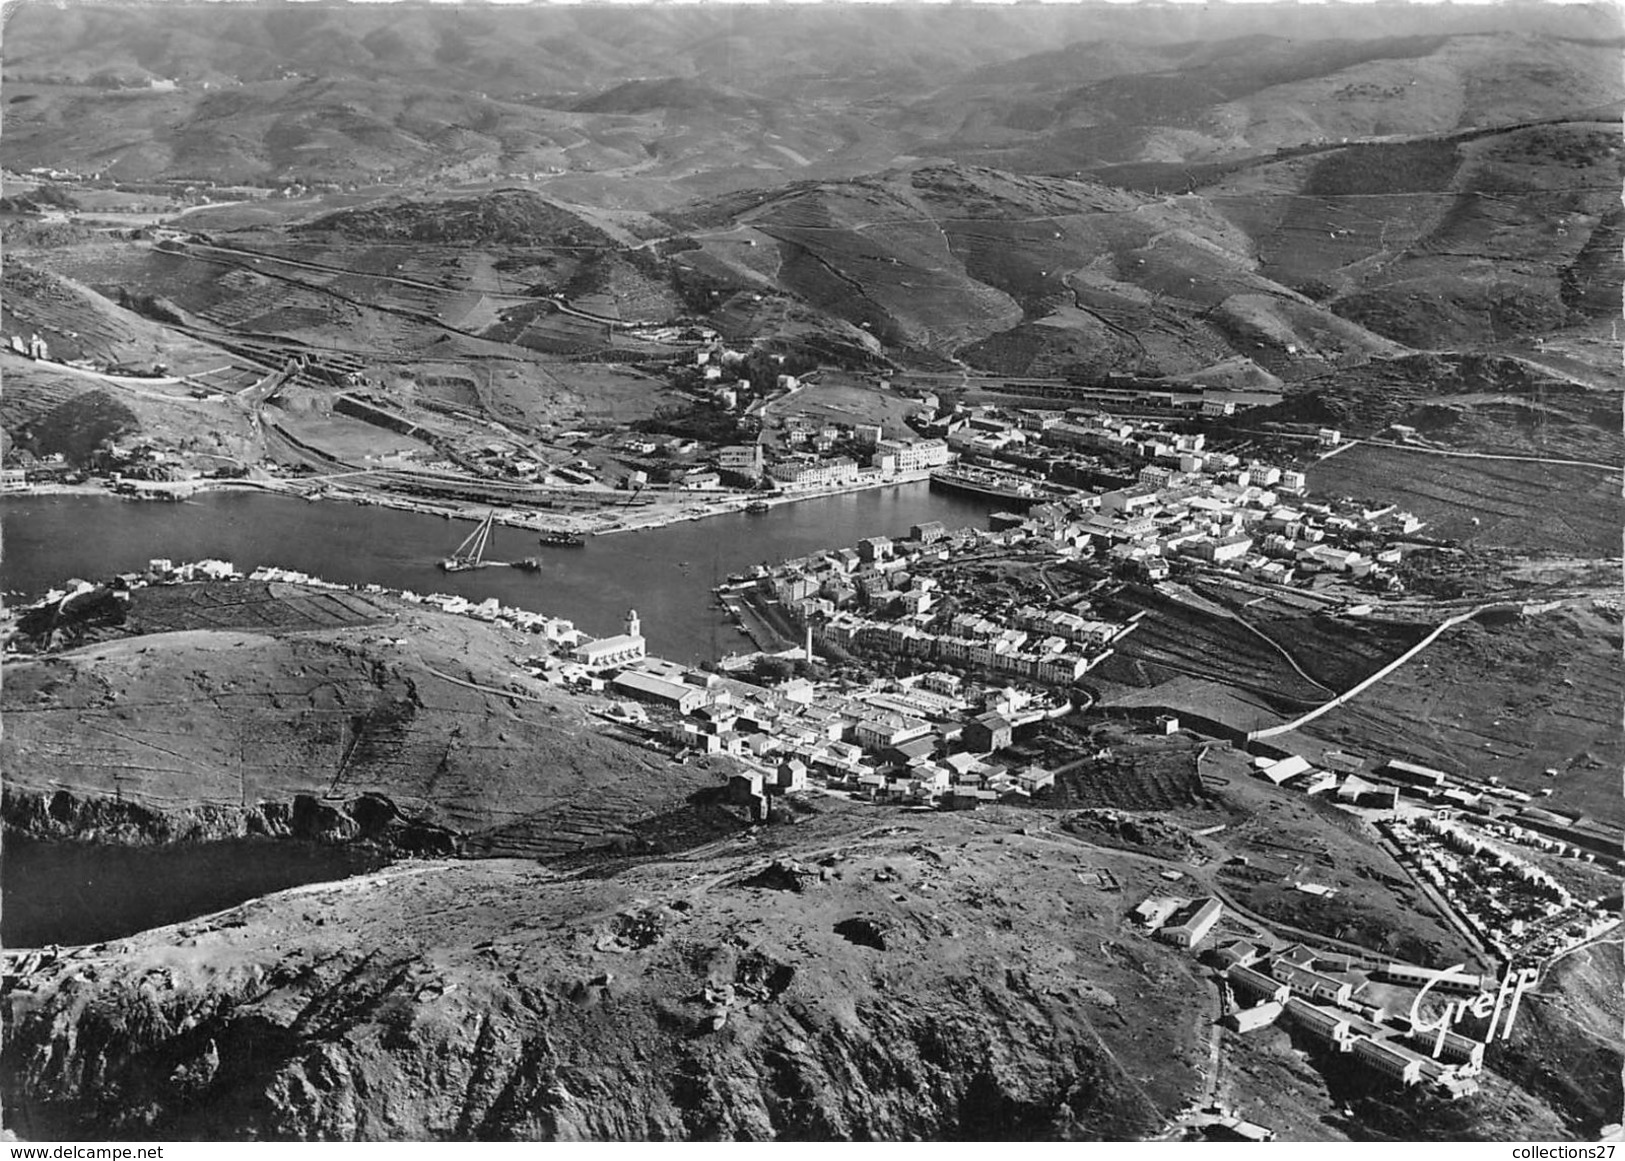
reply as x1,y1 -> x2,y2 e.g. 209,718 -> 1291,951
571,78 -> 757,117
5,4 -> 1617,386
920,32 -> 1625,173
3,5 -> 1619,191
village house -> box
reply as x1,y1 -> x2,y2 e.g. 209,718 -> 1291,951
962,711 -> 1013,754
1155,897 -> 1223,948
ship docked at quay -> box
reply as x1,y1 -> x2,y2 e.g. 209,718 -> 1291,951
928,465 -> 1062,509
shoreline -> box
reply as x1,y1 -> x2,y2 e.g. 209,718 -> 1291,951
5,469 -> 942,537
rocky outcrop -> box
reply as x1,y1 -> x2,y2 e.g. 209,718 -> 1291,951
3,810 -> 1216,1141
2,787 -> 458,854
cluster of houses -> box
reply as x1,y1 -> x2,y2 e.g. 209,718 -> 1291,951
1133,889 -> 1485,1098
750,522 -> 1139,687
617,424 -> 951,498
1132,893 -> 1226,948
891,403 -> 1426,592
1250,752 -> 1544,817
1210,936 -> 1487,1099
7,333 -> 50,360
1031,466 -> 1408,593
1387,814 -> 1615,960
757,432 -> 952,493
546,611 -> 1071,811
1244,749 -> 1615,963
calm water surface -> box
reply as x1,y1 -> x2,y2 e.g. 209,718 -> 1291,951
2,484 -> 996,661
2,835 -> 390,948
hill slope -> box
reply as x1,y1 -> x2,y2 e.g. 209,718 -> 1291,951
663,164 -> 1405,376
2,582 -> 728,860
1,808 -> 1221,1140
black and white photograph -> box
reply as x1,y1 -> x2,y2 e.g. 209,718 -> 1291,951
0,0 -> 1620,1144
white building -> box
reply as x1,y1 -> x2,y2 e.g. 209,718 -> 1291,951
770,457 -> 861,490
874,438 -> 951,474
1155,897 -> 1223,948
573,609 -> 647,670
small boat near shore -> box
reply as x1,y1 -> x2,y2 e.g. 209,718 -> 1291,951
538,530 -> 586,548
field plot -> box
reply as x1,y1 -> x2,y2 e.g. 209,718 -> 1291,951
1311,444 -> 1621,555
26,242 -> 223,307
403,367 -> 485,413
1093,676 -> 1285,738
1211,790 -> 1475,968
1301,606 -> 1623,826
475,362 -> 670,427
1092,585 -> 1425,713
1184,579 -> 1432,692
774,375 -> 927,438
121,581 -> 393,637
271,409 -> 433,461
1024,734 -> 1213,814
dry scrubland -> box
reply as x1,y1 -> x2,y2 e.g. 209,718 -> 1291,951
2,808 -> 1221,1140
3,584 -> 729,859
1302,606 -> 1623,826
1311,446 -> 1621,556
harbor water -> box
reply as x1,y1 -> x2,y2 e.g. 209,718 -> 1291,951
1,483 -> 998,662
1,835 -> 391,948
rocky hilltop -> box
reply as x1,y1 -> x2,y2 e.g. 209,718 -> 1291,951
2,809 -> 1212,1140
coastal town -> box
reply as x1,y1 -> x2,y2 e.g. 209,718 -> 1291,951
6,257 -> 1618,1138
3,3 -> 1621,1139
12,402 -> 1615,995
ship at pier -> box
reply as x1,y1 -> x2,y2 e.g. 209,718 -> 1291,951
928,465 -> 1061,509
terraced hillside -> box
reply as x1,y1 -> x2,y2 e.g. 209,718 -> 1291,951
2,262 -> 226,370
1251,352 -> 1623,462
663,165 -> 1407,376
1209,123 -> 1623,349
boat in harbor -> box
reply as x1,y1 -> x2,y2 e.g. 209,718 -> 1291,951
509,557 -> 543,572
745,499 -> 771,514
440,510 -> 498,571
928,465 -> 1060,508
538,529 -> 586,548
